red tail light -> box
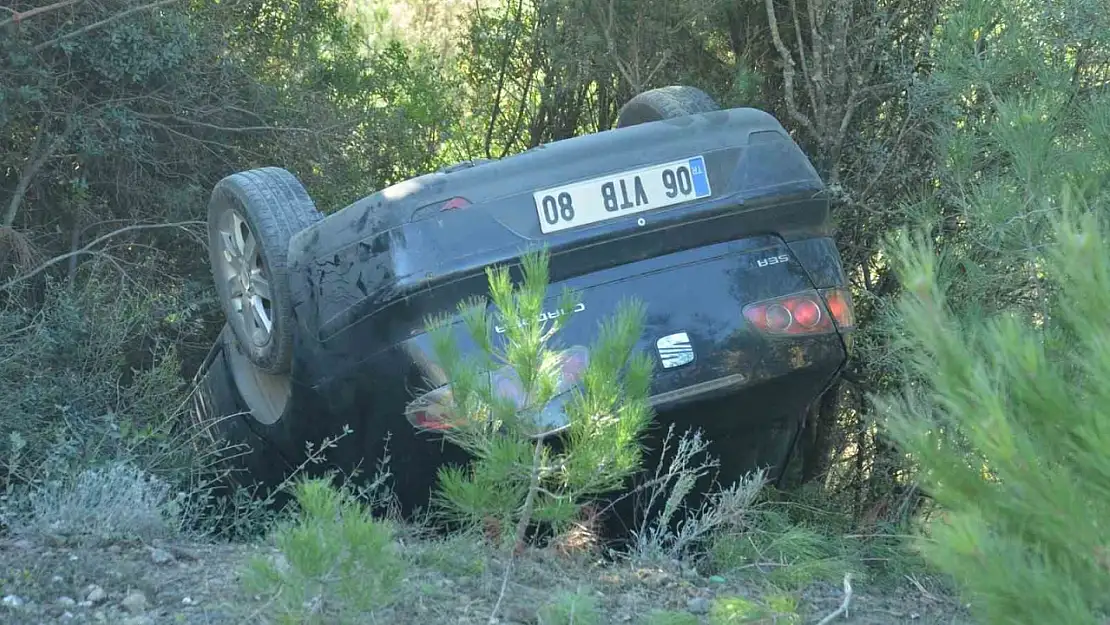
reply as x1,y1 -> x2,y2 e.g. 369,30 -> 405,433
440,197 -> 471,211
742,288 -> 855,336
405,345 -> 590,433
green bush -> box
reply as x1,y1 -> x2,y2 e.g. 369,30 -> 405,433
874,0 -> 1110,621
881,205 -> 1110,624
709,594 -> 800,624
241,477 -> 405,624
421,249 -> 653,548
0,269 -> 203,514
709,513 -> 856,591
536,589 -> 602,625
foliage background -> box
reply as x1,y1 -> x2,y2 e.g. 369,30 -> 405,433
2,0 -> 1109,618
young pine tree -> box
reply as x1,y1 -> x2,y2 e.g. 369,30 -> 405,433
876,0 -> 1110,621
419,249 -> 653,552
880,202 -> 1110,624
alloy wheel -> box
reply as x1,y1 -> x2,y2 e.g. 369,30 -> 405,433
215,209 -> 275,348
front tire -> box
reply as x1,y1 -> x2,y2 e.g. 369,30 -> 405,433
206,167 -> 322,375
615,86 -> 721,128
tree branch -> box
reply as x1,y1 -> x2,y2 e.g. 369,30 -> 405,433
32,0 -> 183,52
137,113 -> 319,134
487,436 -> 545,625
3,126 -> 62,228
482,0 -> 524,159
0,220 -> 203,292
0,0 -> 82,28
764,0 -> 819,139
595,0 -> 640,92
500,13 -> 542,158
787,0 -> 820,117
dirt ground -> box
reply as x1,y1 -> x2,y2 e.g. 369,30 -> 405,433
0,532 -> 974,625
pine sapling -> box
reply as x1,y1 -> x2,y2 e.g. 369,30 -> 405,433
416,248 -> 654,553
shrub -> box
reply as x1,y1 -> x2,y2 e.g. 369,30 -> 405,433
241,477 -> 405,624
421,249 -> 654,550
871,0 -> 1110,619
0,268 -> 225,539
708,511 -> 857,591
709,594 -> 800,624
628,424 -> 767,564
536,589 -> 602,625
6,461 -> 183,544
871,0 -> 1110,617
879,204 -> 1110,624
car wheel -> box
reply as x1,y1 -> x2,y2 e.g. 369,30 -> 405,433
192,326 -> 293,480
615,85 -> 721,128
224,325 -> 294,426
206,167 -> 323,375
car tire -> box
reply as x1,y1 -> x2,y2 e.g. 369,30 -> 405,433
206,167 -> 323,375
615,86 -> 721,128
191,326 -> 293,480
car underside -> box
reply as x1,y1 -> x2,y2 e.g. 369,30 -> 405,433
191,85 -> 855,525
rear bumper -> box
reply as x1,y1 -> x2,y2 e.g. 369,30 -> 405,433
311,326 -> 846,480
192,319 -> 845,514
295,232 -> 851,486
653,361 -> 842,479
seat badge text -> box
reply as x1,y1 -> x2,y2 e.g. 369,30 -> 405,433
757,254 -> 791,268
495,302 -> 586,334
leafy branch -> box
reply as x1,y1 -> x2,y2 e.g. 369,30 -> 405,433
31,0 -> 185,52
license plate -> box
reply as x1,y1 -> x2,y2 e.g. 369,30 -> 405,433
532,156 -> 712,234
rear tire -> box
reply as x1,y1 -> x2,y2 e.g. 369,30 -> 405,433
206,167 -> 322,375
615,86 -> 721,128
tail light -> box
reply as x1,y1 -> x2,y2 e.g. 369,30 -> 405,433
742,288 -> 855,336
440,197 -> 471,211
404,345 -> 590,436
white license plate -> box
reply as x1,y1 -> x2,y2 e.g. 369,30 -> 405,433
532,156 -> 712,234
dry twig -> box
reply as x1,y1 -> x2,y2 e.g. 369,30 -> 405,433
0,0 -> 82,28
0,220 -> 203,292
816,573 -> 854,625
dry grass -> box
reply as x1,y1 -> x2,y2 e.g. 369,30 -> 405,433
0,226 -> 40,279
6,462 -> 184,545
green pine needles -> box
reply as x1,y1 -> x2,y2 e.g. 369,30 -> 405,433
882,204 -> 1110,625
420,248 -> 653,550
875,0 -> 1110,620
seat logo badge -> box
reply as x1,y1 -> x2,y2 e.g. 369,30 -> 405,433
657,332 -> 695,369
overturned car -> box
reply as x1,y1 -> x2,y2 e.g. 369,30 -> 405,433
191,86 -> 854,520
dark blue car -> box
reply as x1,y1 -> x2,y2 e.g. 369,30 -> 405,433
191,86 -> 854,519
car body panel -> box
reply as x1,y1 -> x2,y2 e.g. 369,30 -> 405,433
191,106 -> 852,518
284,108 -> 831,385
225,234 -> 847,514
